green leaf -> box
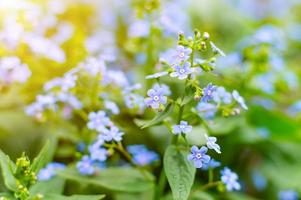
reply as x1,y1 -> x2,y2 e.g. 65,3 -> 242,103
30,177 -> 65,195
140,103 -> 174,129
0,150 -> 17,192
58,167 -> 154,193
42,194 -> 105,200
0,192 -> 14,198
164,145 -> 196,200
30,139 -> 56,173
189,191 -> 214,200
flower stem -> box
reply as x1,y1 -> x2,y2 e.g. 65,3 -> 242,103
200,181 -> 221,190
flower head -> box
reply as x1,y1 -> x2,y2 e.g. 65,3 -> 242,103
187,146 -> 211,168
196,102 -> 217,119
201,83 -> 217,102
145,84 -> 170,110
172,120 -> 192,135
278,190 -> 299,200
104,100 -> 120,115
205,135 -> 221,154
202,159 -> 221,170
76,156 -> 95,175
37,162 -> 65,181
170,62 -> 193,80
87,111 -> 112,132
212,87 -> 232,104
99,126 -> 124,142
127,145 -> 159,166
221,167 -> 241,191
173,45 -> 192,63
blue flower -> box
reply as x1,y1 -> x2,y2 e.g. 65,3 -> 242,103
201,83 -> 217,102
37,162 -> 65,181
232,90 -> 248,110
100,126 -> 124,142
76,156 -> 95,175
196,102 -> 217,119
187,146 -> 211,168
104,100 -> 120,115
172,120 -> 192,135
87,111 -> 112,132
127,145 -> 159,166
88,140 -> 108,162
205,135 -> 221,154
174,45 -> 192,63
252,171 -> 267,191
202,159 -> 221,170
221,167 -> 241,191
170,62 -> 193,80
145,84 -> 170,109
212,87 -> 232,104
278,190 -> 299,200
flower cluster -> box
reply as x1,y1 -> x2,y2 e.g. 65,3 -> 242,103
37,162 -> 66,181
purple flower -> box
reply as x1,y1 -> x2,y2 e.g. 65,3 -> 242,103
205,135 -> 221,154
104,100 -> 120,115
201,83 -> 217,102
87,111 -> 112,132
170,62 -> 193,80
37,162 -> 65,181
232,90 -> 248,110
221,167 -> 241,191
187,146 -> 211,168
212,87 -> 232,104
145,84 -> 170,109
99,126 -> 124,142
76,156 -> 95,175
88,141 -> 108,162
172,120 -> 192,135
173,45 -> 192,63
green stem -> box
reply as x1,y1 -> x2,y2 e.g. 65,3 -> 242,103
200,181 -> 221,190
154,168 -> 167,200
208,167 -> 214,183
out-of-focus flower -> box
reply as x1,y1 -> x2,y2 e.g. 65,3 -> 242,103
196,102 -> 217,119
212,87 -> 232,104
37,162 -> 65,181
128,20 -> 150,38
80,57 -> 106,76
99,126 -> 124,142
221,167 -> 241,191
87,111 -> 112,132
210,41 -> 225,57
0,56 -> 31,85
252,171 -> 267,191
127,145 -> 159,166
146,71 -> 168,79
188,146 -> 211,168
76,156 -> 95,175
104,100 -> 120,115
172,121 -> 192,135
202,159 -> 221,170
278,190 -> 299,200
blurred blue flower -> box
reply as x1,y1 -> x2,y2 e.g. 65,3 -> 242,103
170,62 -> 193,80
252,171 -> 267,191
278,190 -> 299,200
127,145 -> 159,166
187,146 -> 211,168
146,71 -> 168,79
210,41 -> 225,57
104,100 -> 120,115
38,162 -> 65,181
196,102 -> 217,119
77,156 -> 95,175
100,126 -> 124,142
172,120 -> 192,135
87,111 -> 112,132
202,159 -> 221,170
212,87 -> 232,104
221,167 -> 241,191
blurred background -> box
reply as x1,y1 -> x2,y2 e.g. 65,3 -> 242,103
0,0 -> 301,199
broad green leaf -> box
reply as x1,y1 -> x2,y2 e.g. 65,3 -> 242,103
30,177 -> 65,195
140,103 -> 174,129
58,167 -> 154,193
189,191 -> 214,200
0,192 -> 14,198
164,145 -> 196,200
0,150 -> 17,192
30,139 -> 56,173
42,194 -> 105,200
